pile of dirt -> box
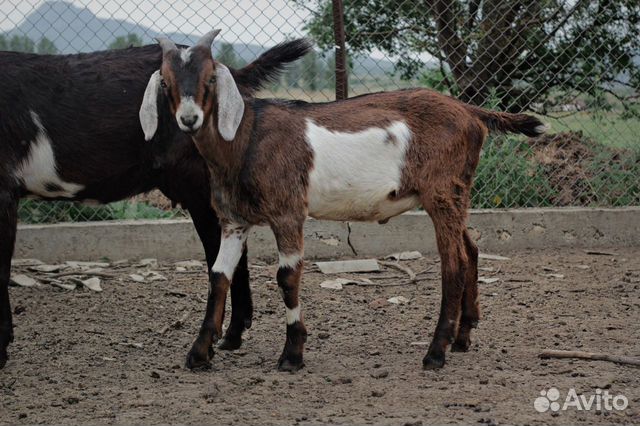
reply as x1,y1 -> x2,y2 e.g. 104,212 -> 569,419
529,131 -> 636,206
130,190 -> 176,211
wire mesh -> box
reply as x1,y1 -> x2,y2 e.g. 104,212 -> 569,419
2,0 -> 638,223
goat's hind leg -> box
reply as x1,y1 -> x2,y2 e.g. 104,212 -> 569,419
421,190 -> 468,369
272,220 -> 307,372
186,223 -> 249,370
452,230 -> 480,352
0,184 -> 19,369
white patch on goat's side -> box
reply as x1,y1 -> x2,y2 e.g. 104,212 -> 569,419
285,305 -> 301,325
180,48 -> 191,64
279,253 -> 302,269
16,111 -> 85,198
176,96 -> 204,132
305,119 -> 420,222
211,224 -> 249,281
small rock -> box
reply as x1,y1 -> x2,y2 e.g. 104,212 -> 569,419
66,261 -> 110,269
478,253 -> 510,261
52,282 -> 76,291
316,259 -> 380,274
371,390 -> 385,397
320,279 -> 346,290
318,332 -> 330,339
478,277 -> 499,284
369,298 -> 388,309
29,264 -> 68,273
175,266 -> 187,272
410,341 -> 429,346
11,274 -> 39,288
370,370 -> 389,379
150,371 -> 160,379
387,296 -> 409,305
129,274 -> 145,283
544,273 -> 565,279
12,258 -> 43,267
141,271 -> 167,282
81,277 -> 102,292
174,260 -> 203,268
385,251 -> 422,261
334,377 -> 352,384
137,258 -> 158,267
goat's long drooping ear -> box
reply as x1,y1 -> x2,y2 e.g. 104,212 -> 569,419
139,70 -> 161,141
196,29 -> 221,50
216,64 -> 244,141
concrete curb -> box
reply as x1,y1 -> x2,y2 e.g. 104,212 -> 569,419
15,207 -> 640,262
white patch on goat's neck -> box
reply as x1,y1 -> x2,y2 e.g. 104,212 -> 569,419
279,253 -> 302,269
211,224 -> 249,282
180,48 -> 191,64
285,305 -> 301,325
175,96 -> 204,132
16,111 -> 84,198
305,119 -> 419,222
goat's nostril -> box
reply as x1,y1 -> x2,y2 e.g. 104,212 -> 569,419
180,115 -> 198,127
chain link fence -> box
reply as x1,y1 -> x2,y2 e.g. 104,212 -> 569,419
3,0 -> 638,223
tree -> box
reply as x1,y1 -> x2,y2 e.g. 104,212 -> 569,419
109,33 -> 143,50
9,35 -> 35,53
217,42 -> 245,68
0,35 -> 7,51
301,50 -> 321,91
37,37 -> 58,54
298,0 -> 640,114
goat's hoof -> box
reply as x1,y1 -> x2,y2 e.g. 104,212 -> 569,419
244,317 -> 252,330
185,344 -> 214,371
218,335 -> 242,351
451,338 -> 471,352
422,352 -> 445,370
277,354 -> 304,372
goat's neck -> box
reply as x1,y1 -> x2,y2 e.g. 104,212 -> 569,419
190,105 -> 252,178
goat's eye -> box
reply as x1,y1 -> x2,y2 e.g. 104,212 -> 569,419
160,79 -> 167,89
208,77 -> 216,85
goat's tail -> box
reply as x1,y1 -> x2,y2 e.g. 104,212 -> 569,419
465,104 -> 548,137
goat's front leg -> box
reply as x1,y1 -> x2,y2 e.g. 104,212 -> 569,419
0,186 -> 19,369
186,223 -> 249,370
272,220 -> 307,372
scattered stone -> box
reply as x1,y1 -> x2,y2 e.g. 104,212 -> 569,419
129,274 -> 145,283
479,253 -> 511,261
369,298 -> 388,309
370,370 -> 389,379
479,267 -> 494,272
316,259 -> 380,274
137,258 -> 158,267
318,332 -> 330,340
142,271 -> 167,282
334,377 -> 352,384
410,341 -> 429,346
387,296 -> 409,305
52,281 -> 77,291
478,277 -> 500,284
150,371 -> 160,379
101,357 -> 116,362
12,258 -> 43,267
175,266 -> 187,272
11,274 -> 40,288
81,277 -> 102,292
385,251 -> 422,261
66,261 -> 110,269
174,260 -> 203,268
320,278 -> 347,290
29,264 -> 68,273
544,273 -> 565,279
575,264 -> 590,269
371,390 -> 385,397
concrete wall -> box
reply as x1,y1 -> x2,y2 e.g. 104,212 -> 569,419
15,207 -> 640,262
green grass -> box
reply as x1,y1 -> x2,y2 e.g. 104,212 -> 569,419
544,111 -> 640,151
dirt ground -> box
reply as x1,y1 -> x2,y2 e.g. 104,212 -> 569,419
1,247 -> 639,425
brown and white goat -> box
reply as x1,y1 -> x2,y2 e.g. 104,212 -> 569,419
140,31 -> 547,371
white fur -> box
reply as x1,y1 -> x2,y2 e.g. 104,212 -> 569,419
279,253 -> 302,269
16,111 -> 84,198
215,64 -> 245,141
176,96 -> 204,132
285,306 -> 301,325
534,123 -> 550,134
305,119 -> 420,222
139,70 -> 160,141
180,48 -> 191,64
211,224 -> 249,280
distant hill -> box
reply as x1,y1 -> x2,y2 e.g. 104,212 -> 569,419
2,0 -> 398,77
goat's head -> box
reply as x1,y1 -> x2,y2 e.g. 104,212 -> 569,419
140,30 -> 244,142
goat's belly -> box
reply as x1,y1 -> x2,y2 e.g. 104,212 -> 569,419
305,119 -> 419,222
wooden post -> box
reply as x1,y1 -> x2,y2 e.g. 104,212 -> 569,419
332,0 -> 348,100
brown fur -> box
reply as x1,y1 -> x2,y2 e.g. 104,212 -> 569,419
158,41 -> 546,370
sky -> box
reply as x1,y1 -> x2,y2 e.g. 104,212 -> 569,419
0,0 -> 312,45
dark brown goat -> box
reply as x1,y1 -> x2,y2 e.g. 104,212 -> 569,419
0,39 -> 311,369
141,31 -> 547,371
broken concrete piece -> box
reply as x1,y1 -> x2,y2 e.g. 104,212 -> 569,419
29,264 -> 68,273
82,277 -> 102,292
11,274 -> 39,287
478,277 -> 500,284
479,253 -> 511,261
129,274 -> 145,283
387,296 -> 409,305
174,260 -> 203,268
316,259 -> 380,274
385,251 -> 423,261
